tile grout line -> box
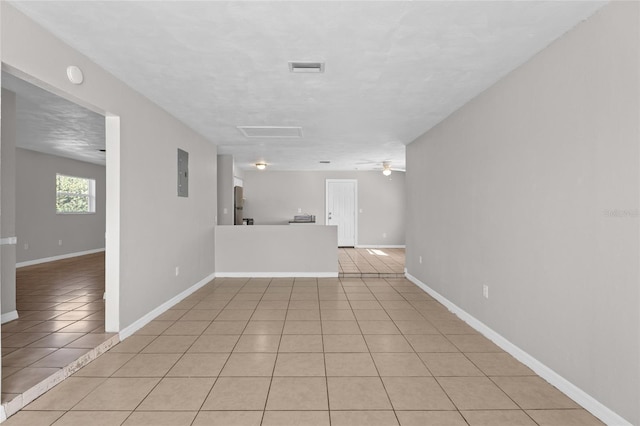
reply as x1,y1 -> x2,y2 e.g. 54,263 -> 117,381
357,278 -> 398,424
260,277 -> 290,425
318,277 -> 332,426
187,277 -> 256,425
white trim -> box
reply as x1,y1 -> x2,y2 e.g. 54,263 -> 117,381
0,406 -> 6,423
405,272 -> 632,426
16,248 -> 105,268
118,272 -> 216,340
0,237 -> 17,245
105,115 -> 121,333
216,272 -> 338,278
355,245 -> 406,249
326,179 -> 358,247
1,311 -> 19,324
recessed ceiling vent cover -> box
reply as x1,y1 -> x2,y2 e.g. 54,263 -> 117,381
237,126 -> 303,138
289,61 -> 325,73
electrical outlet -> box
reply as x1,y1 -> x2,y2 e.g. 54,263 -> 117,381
175,266 -> 180,276
382,232 -> 387,238
419,256 -> 422,264
223,208 -> 228,214
298,208 -> 302,213
483,285 -> 489,299
24,243 -> 29,250
58,240 -> 63,246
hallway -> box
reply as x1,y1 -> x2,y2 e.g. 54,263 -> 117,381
338,248 -> 405,278
4,276 -> 602,425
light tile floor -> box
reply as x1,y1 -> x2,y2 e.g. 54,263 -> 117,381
4,276 -> 603,425
2,253 -> 115,409
338,248 -> 405,278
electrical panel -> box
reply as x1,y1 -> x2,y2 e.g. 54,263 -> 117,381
177,148 -> 189,197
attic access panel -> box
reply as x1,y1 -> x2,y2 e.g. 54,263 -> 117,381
178,148 -> 188,197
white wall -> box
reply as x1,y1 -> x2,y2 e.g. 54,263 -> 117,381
1,89 -> 17,318
217,155 -> 234,225
1,3 -> 218,330
405,3 -> 638,424
15,148 -> 106,264
243,170 -> 405,246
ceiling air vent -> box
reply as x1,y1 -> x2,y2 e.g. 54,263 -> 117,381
289,61 -> 325,73
319,161 -> 331,164
237,126 -> 303,138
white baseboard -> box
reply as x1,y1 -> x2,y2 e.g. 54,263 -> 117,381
1,311 -> 19,324
118,272 -> 216,340
355,245 -> 406,249
16,248 -> 105,268
0,404 -> 6,423
216,272 -> 338,278
405,272 -> 631,426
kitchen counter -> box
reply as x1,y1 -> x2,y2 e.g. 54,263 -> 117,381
215,225 -> 338,277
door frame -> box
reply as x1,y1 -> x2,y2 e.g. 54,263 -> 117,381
2,67 -> 121,332
325,179 -> 358,247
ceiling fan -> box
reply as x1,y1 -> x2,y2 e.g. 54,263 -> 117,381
356,159 -> 406,175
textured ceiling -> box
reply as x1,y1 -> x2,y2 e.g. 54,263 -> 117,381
2,72 -> 105,166
8,1 -> 605,171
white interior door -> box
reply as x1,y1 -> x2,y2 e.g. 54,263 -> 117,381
326,179 -> 357,247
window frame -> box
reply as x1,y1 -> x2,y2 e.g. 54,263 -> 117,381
55,173 -> 96,215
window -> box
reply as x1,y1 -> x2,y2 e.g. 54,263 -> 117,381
56,174 -> 96,214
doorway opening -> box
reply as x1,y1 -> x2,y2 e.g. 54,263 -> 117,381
0,69 -> 120,416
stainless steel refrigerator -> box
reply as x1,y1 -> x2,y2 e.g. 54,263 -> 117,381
234,186 -> 243,225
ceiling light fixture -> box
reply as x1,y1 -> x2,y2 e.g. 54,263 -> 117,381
382,162 -> 392,176
255,162 -> 267,170
66,66 -> 84,85
289,61 -> 325,73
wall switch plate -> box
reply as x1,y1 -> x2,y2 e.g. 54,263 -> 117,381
382,232 -> 387,238
58,240 -> 63,246
175,267 -> 180,276
419,256 -> 422,264
24,243 -> 29,250
298,208 -> 302,213
223,208 -> 228,214
483,285 -> 489,299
